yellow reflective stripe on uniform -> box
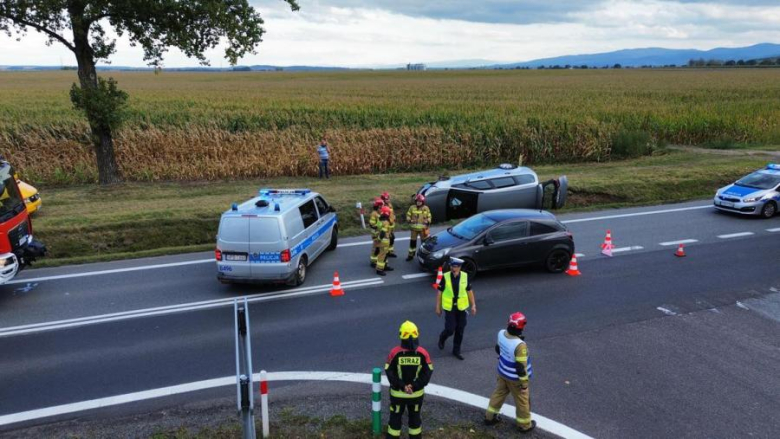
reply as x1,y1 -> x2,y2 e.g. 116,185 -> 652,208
487,406 -> 500,414
386,426 -> 401,437
515,356 -> 528,362
517,417 -> 533,424
409,427 -> 422,435
519,376 -> 529,382
390,388 -> 425,398
384,363 -> 390,370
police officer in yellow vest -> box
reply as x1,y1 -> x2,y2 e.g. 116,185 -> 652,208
484,311 -> 536,433
435,257 -> 477,360
405,194 -> 432,261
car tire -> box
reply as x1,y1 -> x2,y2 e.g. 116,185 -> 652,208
545,249 -> 571,274
293,257 -> 307,286
327,225 -> 338,251
461,258 -> 478,279
760,202 -> 777,219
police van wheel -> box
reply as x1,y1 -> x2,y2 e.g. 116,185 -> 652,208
327,226 -> 339,251
293,259 -> 307,286
760,202 -> 776,219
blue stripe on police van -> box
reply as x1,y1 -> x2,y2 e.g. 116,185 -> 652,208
250,215 -> 338,264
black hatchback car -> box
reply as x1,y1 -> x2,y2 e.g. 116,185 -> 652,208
416,209 -> 574,277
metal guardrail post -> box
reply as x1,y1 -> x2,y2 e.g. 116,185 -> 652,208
372,367 -> 382,436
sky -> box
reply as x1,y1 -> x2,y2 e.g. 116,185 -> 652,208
1,0 -> 779,68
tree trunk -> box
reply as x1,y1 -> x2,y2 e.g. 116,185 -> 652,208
70,9 -> 121,185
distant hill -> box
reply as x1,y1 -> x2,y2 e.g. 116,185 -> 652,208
0,65 -> 352,72
494,43 -> 780,68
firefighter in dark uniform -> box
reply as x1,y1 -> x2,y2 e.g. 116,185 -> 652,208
385,321 -> 433,439
435,257 -> 477,360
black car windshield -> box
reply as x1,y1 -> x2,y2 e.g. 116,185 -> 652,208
450,214 -> 497,240
735,171 -> 780,190
0,173 -> 24,221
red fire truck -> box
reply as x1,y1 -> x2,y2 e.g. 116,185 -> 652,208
1,159 -> 46,284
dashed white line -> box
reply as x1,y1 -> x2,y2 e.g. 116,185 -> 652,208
402,273 -> 431,280
0,371 -> 595,439
717,232 -> 755,239
656,307 -> 677,316
575,253 -> 585,258
735,302 -> 750,310
767,228 -> 780,233
611,246 -> 644,254
659,239 -> 698,247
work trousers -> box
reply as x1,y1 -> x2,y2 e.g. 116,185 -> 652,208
376,243 -> 389,271
319,159 -> 330,179
388,232 -> 396,254
407,228 -> 429,256
486,376 -> 532,429
370,236 -> 380,264
439,309 -> 467,355
386,395 -> 424,439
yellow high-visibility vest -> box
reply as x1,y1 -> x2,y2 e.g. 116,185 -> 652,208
441,272 -> 469,311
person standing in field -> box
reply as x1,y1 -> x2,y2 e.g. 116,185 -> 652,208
316,136 -> 331,179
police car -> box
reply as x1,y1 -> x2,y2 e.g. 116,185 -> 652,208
713,164 -> 780,218
216,189 -> 338,286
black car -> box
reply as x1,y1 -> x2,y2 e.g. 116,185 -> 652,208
417,209 -> 574,277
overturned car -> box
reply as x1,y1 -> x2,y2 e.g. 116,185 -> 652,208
416,164 -> 567,222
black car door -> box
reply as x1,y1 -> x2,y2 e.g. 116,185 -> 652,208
474,221 -> 530,270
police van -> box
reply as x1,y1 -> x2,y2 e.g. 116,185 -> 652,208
216,189 -> 338,285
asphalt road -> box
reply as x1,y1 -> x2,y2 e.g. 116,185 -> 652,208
1,201 -> 779,438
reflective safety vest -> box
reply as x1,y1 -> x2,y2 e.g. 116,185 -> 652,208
441,272 -> 469,311
379,219 -> 392,245
406,205 -> 432,230
497,330 -> 533,382
369,210 -> 381,239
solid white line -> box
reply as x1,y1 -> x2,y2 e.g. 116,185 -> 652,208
402,273 -> 431,280
611,246 -> 644,254
656,307 -> 677,316
717,232 -> 755,239
561,204 -> 711,224
0,371 -> 594,439
0,279 -> 384,338
6,259 -> 213,285
767,228 -> 780,233
658,239 -> 698,246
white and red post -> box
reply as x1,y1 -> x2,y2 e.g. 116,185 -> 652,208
260,370 -> 269,438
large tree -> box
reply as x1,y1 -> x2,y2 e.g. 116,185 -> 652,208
1,0 -> 299,184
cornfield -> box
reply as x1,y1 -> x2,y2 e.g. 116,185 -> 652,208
1,69 -> 779,184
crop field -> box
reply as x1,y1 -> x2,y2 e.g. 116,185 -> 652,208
1,68 -> 780,184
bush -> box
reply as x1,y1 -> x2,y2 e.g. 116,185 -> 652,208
610,130 -> 654,158
704,136 -> 738,150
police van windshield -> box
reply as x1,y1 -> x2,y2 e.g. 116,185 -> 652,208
0,171 -> 25,223
736,172 -> 780,190
450,214 -> 497,240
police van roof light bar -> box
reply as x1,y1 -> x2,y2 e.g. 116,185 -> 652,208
258,189 -> 312,196
766,164 -> 780,171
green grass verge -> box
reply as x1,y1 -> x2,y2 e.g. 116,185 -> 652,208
29,149 -> 769,267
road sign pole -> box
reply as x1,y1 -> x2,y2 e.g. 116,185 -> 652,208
372,367 -> 382,436
234,298 -> 256,439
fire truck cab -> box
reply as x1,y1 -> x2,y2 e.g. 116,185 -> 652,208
0,160 -> 45,284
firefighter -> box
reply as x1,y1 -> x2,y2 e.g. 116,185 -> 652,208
380,191 -> 397,258
405,194 -> 432,261
369,197 -> 385,267
376,206 -> 394,276
385,320 -> 433,439
484,312 -> 536,433
435,257 -> 476,360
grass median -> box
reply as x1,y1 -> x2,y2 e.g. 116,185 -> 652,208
28,149 -> 769,267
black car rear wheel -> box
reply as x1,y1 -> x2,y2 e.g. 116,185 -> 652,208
461,258 -> 478,279
545,249 -> 571,273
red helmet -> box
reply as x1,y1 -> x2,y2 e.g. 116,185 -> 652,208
380,191 -> 390,201
380,206 -> 392,216
415,194 -> 426,204
508,312 -> 526,329
373,197 -> 384,208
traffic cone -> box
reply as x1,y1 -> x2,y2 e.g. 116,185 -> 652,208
566,255 -> 582,276
432,266 -> 443,289
674,244 -> 686,258
601,230 -> 614,249
330,271 -> 345,296
601,244 -> 613,257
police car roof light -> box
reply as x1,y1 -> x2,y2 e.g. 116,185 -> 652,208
766,164 -> 780,171
231,203 -> 238,211
274,203 -> 281,212
258,188 -> 311,196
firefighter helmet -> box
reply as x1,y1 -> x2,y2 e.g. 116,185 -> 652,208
415,194 -> 426,204
380,206 -> 392,216
508,312 -> 527,330
399,321 -> 419,340
373,197 -> 384,208
380,191 -> 390,201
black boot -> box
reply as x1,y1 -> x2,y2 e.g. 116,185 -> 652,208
376,270 -> 386,276
385,266 -> 395,271
406,255 -> 414,261
388,252 -> 398,258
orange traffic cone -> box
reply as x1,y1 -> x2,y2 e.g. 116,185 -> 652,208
601,230 -> 614,249
330,271 -> 345,296
674,244 -> 686,258
431,266 -> 443,289
566,255 -> 582,276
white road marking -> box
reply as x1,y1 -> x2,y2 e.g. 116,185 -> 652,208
656,307 -> 677,316
561,204 -> 711,224
575,253 -> 585,258
402,273 -> 431,280
0,278 -> 384,338
767,228 -> 780,233
658,239 -> 698,247
717,232 -> 755,239
337,237 -> 411,248
6,259 -> 213,285
736,301 -> 750,310
611,246 -> 644,254
0,371 -> 594,439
